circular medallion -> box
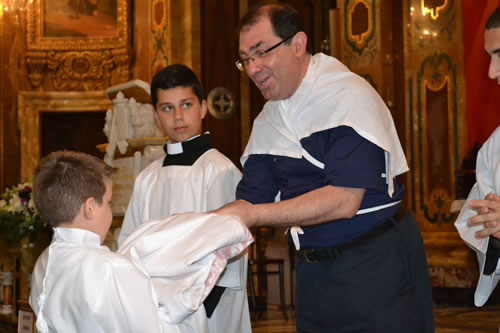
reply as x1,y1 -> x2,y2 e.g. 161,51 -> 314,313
207,87 -> 235,120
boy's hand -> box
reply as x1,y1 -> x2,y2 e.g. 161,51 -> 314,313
215,200 -> 256,227
468,193 -> 500,240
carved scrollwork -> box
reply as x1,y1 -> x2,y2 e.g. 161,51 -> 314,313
111,48 -> 130,84
36,50 -> 127,91
25,51 -> 47,87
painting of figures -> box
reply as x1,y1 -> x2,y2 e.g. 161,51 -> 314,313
43,0 -> 117,38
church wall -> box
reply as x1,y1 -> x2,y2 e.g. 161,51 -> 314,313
335,0 -> 479,288
0,10 -> 24,190
0,0 -> 200,190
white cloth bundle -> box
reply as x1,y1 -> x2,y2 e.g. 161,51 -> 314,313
118,212 -> 253,323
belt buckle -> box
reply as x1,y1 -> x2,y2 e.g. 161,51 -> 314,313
303,249 -> 320,263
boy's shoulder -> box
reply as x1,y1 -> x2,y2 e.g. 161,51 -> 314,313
199,148 -> 238,168
135,155 -> 165,177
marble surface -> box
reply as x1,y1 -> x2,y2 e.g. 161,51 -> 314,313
251,305 -> 500,333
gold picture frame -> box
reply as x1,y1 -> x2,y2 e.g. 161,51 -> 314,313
26,0 -> 128,51
18,91 -> 113,181
24,0 -> 130,89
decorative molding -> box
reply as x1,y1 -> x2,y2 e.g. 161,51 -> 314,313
344,0 -> 375,56
17,91 -> 112,181
414,52 -> 458,225
151,0 -> 169,75
421,0 -> 450,20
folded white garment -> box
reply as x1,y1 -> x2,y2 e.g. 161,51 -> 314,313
117,212 -> 253,323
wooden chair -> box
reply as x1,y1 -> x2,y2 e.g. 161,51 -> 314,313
247,228 -> 288,320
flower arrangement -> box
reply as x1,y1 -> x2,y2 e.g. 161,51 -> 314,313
0,182 -> 47,246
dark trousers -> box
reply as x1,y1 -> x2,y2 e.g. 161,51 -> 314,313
295,211 -> 434,333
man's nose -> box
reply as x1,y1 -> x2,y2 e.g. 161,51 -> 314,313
245,58 -> 261,76
488,58 -> 500,81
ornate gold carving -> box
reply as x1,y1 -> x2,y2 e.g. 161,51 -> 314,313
18,91 -> 113,181
151,0 -> 169,75
111,48 -> 130,84
44,50 -> 116,91
421,0 -> 448,20
25,51 -> 46,87
347,0 -> 373,48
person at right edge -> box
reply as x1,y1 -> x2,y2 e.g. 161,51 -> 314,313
455,6 -> 500,309
216,3 -> 434,332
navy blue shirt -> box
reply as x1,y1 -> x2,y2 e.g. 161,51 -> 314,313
236,126 -> 405,249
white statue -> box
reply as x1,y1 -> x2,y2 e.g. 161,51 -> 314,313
129,98 -> 163,138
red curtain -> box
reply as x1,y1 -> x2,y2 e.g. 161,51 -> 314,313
463,0 -> 500,150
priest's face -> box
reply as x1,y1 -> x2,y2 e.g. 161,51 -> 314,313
238,16 -> 302,100
485,27 -> 500,84
153,87 -> 208,143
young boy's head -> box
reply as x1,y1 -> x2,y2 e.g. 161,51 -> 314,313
150,64 -> 208,143
33,150 -> 114,243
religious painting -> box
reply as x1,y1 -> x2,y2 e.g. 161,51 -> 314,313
26,0 -> 128,50
43,0 -> 118,38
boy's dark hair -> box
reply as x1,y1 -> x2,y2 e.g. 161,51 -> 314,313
33,150 -> 114,228
150,64 -> 204,108
486,7 -> 500,30
238,3 -> 312,54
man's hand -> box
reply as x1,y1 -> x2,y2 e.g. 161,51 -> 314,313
468,193 -> 500,239
215,200 -> 257,227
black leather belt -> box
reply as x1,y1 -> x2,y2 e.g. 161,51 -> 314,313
297,214 -> 402,263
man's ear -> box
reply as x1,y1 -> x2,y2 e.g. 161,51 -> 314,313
83,197 -> 96,220
293,31 -> 308,57
200,100 -> 208,120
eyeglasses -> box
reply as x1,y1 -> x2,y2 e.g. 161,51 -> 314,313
235,36 -> 293,71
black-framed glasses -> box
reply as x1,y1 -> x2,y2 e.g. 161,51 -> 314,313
235,36 -> 293,71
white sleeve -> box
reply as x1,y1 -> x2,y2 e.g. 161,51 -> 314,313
206,162 -> 241,211
455,127 -> 500,255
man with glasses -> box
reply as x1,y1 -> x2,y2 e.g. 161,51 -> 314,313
218,3 -> 434,332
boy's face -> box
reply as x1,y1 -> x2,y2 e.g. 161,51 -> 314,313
153,87 -> 208,143
94,181 -> 113,244
485,27 -> 500,84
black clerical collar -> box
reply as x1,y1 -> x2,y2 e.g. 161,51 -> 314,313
162,133 -> 212,167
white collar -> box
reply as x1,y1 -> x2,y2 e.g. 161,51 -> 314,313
53,227 -> 101,246
166,134 -> 203,155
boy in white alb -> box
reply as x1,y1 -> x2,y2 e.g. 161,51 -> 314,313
29,150 -> 252,332
118,64 -> 251,333
29,150 -> 210,333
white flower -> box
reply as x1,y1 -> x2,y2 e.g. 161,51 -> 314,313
17,182 -> 30,190
7,194 -> 23,213
0,199 -> 6,208
28,199 -> 36,210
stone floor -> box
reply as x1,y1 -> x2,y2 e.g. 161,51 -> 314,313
2,303 -> 500,332
251,305 -> 500,333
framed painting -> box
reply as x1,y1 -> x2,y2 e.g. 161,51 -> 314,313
26,0 -> 128,51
